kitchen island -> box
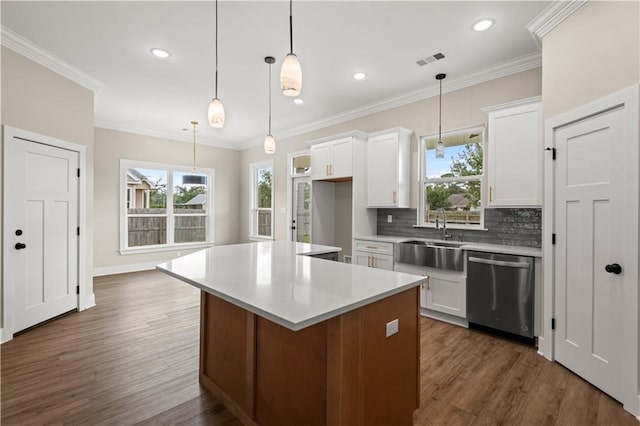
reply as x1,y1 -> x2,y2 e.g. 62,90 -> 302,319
157,241 -> 425,426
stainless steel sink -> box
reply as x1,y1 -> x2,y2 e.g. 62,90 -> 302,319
395,240 -> 465,271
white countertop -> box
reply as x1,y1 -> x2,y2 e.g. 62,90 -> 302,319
354,235 -> 542,257
157,241 -> 426,331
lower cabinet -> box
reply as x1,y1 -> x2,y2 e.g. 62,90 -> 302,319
422,269 -> 466,318
353,239 -> 394,271
395,262 -> 467,327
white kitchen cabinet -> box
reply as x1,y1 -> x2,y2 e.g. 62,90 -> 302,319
366,128 -> 412,208
423,269 -> 466,318
353,239 -> 394,270
310,137 -> 353,180
484,97 -> 542,207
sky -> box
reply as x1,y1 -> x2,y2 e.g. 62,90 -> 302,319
425,144 -> 466,179
133,168 -> 206,189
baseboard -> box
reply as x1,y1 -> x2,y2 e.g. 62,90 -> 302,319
1,328 -> 13,344
80,293 -> 96,311
93,262 -> 158,277
421,309 -> 469,328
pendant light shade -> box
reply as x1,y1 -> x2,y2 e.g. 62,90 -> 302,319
265,56 -> 276,154
208,0 -> 225,128
280,0 -> 302,96
183,121 -> 206,185
264,134 -> 276,154
281,53 -> 302,96
435,73 -> 447,159
208,98 -> 225,128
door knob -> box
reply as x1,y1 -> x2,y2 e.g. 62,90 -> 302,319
605,263 -> 622,274
15,242 -> 26,250
15,229 -> 23,236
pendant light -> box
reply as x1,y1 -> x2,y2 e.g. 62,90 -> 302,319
264,56 -> 276,154
207,0 -> 225,128
435,73 -> 446,159
183,121 -> 206,185
280,0 -> 302,96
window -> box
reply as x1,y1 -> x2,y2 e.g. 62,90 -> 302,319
418,126 -> 485,228
250,160 -> 274,240
120,160 -> 214,253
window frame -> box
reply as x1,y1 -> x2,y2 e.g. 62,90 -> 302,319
249,159 -> 275,241
119,159 -> 215,255
417,125 -> 487,230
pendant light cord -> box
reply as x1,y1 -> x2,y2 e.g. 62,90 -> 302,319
289,0 -> 294,54
192,121 -> 197,172
215,0 -> 219,98
268,62 -> 272,134
438,78 -> 442,141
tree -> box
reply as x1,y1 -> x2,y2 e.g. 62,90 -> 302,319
173,185 -> 206,205
449,142 -> 483,208
258,169 -> 272,208
426,184 -> 452,210
149,178 -> 166,208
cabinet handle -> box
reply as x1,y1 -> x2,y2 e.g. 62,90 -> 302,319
326,165 -> 329,176
330,164 -> 333,175
393,191 -> 397,204
427,276 -> 431,291
365,245 -> 377,249
489,186 -> 493,202
367,256 -> 371,267
372,256 -> 376,268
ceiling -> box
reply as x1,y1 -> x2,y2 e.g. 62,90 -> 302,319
1,1 -> 549,150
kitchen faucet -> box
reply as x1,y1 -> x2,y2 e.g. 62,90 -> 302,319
435,208 -> 452,240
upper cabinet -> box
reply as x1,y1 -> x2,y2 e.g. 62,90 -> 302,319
484,97 -> 542,207
310,137 -> 354,180
367,128 -> 413,208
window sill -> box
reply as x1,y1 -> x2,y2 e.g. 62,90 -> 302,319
412,224 -> 489,231
249,235 -> 275,242
119,242 -> 214,256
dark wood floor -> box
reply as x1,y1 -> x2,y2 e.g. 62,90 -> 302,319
1,270 -> 636,425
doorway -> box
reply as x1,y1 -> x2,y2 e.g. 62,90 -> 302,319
291,177 -> 311,243
3,126 -> 86,340
545,85 -> 639,415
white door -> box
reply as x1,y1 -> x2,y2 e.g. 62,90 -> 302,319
553,100 -> 635,403
291,177 -> 311,243
4,135 -> 79,333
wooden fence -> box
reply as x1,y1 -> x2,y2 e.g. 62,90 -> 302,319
426,210 -> 481,225
127,208 -> 206,246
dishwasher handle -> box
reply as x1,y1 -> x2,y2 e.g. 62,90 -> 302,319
468,256 -> 531,269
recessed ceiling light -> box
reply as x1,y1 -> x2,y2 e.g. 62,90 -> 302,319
293,98 -> 304,105
150,48 -> 171,58
472,19 -> 494,32
352,72 -> 367,80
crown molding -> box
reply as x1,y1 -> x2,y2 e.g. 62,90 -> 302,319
526,0 -> 588,47
1,26 -> 104,94
234,52 -> 542,151
481,95 -> 542,113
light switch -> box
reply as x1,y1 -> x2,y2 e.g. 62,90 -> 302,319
387,215 -> 393,223
386,319 -> 399,337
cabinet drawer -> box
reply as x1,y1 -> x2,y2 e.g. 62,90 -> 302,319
353,239 -> 394,255
353,251 -> 394,270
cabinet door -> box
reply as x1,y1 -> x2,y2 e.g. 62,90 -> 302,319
367,133 -> 398,207
311,143 -> 331,180
488,102 -> 541,206
330,138 -> 353,178
353,251 -> 372,267
425,274 -> 466,318
371,254 -> 394,270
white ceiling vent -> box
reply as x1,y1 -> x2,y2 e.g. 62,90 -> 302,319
416,52 -> 445,67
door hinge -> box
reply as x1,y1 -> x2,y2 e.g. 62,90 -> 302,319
77,227 -> 80,236
77,168 -> 80,178
545,147 -> 556,160
76,285 -> 80,295
552,233 -> 556,245
551,318 -> 556,330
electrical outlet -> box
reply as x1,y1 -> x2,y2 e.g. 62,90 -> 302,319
386,319 -> 399,337
387,215 -> 393,223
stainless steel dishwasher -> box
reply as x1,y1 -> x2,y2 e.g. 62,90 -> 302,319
466,251 -> 534,338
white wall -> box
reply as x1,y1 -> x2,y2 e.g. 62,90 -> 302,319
93,127 -> 241,272
239,68 -> 543,242
1,46 -> 95,325
542,1 -> 640,119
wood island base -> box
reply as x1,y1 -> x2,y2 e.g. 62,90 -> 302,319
199,287 -> 420,426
